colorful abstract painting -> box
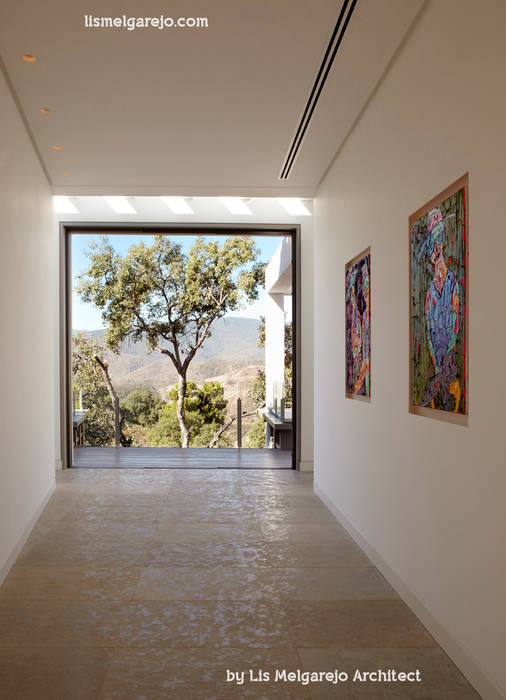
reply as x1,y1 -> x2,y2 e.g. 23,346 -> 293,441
410,177 -> 467,415
345,249 -> 371,398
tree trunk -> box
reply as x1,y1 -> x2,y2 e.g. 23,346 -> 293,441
94,355 -> 127,448
177,371 -> 191,448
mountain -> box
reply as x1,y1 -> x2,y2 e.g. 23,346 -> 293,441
74,317 -> 264,392
82,317 -> 262,361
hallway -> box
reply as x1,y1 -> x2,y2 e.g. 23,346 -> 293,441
0,469 -> 478,699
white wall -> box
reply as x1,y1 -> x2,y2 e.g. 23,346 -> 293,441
264,292 -> 285,413
54,198 -> 314,470
0,67 -> 55,582
265,236 -> 292,416
313,2 -> 506,698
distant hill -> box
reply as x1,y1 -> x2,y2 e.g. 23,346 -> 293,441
74,317 -> 264,393
81,317 -> 262,362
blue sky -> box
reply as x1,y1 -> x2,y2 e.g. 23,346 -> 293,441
72,233 -> 288,330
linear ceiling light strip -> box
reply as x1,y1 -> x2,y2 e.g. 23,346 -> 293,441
279,0 -> 358,180
279,0 -> 351,180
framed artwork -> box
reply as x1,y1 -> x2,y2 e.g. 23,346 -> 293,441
409,174 -> 468,422
345,248 -> 371,400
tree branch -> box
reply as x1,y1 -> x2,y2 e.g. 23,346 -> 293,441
207,409 -> 260,448
154,345 -> 180,371
183,317 -> 214,371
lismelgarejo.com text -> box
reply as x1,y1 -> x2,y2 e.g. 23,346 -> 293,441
83,15 -> 209,30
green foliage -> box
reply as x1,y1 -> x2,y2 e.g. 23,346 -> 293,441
258,315 -> 266,347
148,404 -> 184,447
284,322 -> 293,368
72,336 -> 234,448
283,322 -> 293,408
149,381 -> 232,447
191,422 -> 233,448
257,317 -> 293,407
72,333 -> 115,446
77,235 -> 264,443
120,388 -> 165,426
249,370 -> 266,409
77,235 -> 264,357
245,416 -> 266,448
167,381 -> 227,425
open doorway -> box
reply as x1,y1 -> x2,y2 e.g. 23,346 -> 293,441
61,225 -> 299,469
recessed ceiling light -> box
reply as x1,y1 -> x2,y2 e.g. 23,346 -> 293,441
103,196 -> 137,214
278,198 -> 311,216
53,196 -> 79,214
62,173 -> 70,177
22,54 -> 36,63
220,197 -> 252,215
52,145 -> 62,151
40,108 -> 52,114
162,197 -> 194,215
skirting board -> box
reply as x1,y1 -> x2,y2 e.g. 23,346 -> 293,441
0,480 -> 55,586
314,482 -> 505,700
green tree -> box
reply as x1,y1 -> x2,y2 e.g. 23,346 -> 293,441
149,381 -> 232,447
245,416 -> 266,448
167,380 -> 227,425
149,404 -> 185,447
249,369 -> 266,409
72,332 -> 130,446
121,388 -> 165,426
283,322 -> 293,408
246,368 -> 267,449
77,236 -> 264,447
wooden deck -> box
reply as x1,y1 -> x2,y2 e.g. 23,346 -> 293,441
72,447 -> 292,469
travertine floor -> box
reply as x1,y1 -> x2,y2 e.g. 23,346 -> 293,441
0,469 -> 481,699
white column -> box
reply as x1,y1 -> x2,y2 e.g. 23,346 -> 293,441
265,292 -> 285,414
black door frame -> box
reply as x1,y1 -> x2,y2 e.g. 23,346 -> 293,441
60,222 -> 301,470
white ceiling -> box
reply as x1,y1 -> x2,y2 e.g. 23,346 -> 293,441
0,0 -> 423,196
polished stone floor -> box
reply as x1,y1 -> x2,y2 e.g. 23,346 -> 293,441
0,469 -> 480,699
